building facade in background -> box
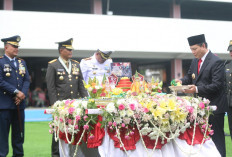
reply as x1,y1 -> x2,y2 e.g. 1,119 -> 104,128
1,0 -> 232,106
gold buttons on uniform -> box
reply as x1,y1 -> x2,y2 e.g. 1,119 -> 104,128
17,77 -> 19,80
229,82 -> 231,84
71,91 -> 73,94
16,70 -> 18,73
70,85 -> 72,87
4,92 -> 6,94
57,93 -> 60,96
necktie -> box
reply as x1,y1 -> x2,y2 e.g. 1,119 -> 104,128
198,59 -> 202,74
65,61 -> 69,68
11,60 -> 17,68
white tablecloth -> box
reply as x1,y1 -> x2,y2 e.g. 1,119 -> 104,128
59,132 -> 220,157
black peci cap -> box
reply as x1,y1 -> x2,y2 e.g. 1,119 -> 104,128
187,34 -> 206,46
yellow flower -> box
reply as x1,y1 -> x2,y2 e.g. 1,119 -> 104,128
153,107 -> 165,119
160,101 -> 167,109
88,99 -> 94,102
146,102 -> 153,110
167,99 -> 176,111
112,88 -> 123,95
85,84 -> 90,89
161,118 -> 169,125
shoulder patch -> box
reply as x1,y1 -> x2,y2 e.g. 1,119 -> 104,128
84,57 -> 92,61
0,56 -> 3,59
71,59 -> 79,64
48,59 -> 57,64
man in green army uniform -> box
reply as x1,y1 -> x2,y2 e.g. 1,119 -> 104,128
225,40 -> 232,141
46,38 -> 88,157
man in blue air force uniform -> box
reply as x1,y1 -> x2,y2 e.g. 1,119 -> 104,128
80,49 -> 113,83
0,35 -> 30,157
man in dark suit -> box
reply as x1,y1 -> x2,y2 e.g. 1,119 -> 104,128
0,35 -> 30,157
176,34 -> 227,157
46,38 -> 88,157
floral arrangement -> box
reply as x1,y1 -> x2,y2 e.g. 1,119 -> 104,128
148,76 -> 163,95
99,94 -> 213,154
49,99 -> 98,156
48,87 -> 214,156
83,77 -> 106,98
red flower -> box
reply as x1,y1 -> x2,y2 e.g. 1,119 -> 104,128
92,88 -> 97,94
100,92 -> 106,97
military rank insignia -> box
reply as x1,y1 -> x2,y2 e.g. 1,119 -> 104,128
4,64 -> 11,77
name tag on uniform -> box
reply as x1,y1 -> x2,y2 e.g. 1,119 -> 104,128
57,69 -> 65,75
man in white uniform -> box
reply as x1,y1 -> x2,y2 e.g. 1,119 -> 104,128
80,49 -> 113,84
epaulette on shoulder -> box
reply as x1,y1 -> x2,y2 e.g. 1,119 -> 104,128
0,56 -> 3,59
72,59 -> 79,64
84,57 -> 92,61
48,59 -> 57,64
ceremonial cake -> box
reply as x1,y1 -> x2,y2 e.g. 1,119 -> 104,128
116,77 -> 132,91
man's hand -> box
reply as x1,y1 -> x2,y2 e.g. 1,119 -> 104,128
16,91 -> 25,100
184,85 -> 196,94
15,97 -> 21,105
14,91 -> 26,105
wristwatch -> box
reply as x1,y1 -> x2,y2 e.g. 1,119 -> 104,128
14,89 -> 19,94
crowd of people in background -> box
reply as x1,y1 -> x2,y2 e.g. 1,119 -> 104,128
25,87 -> 50,107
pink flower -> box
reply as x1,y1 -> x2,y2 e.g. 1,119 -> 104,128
209,130 -> 214,136
49,130 -> 53,134
55,116 -> 58,120
84,115 -> 88,121
202,124 -> 206,129
110,126 -> 113,130
108,121 -> 112,126
131,92 -> 137,96
74,125 -> 79,130
125,135 -> 130,140
207,106 -> 210,110
129,104 -> 135,110
68,119 -> 72,124
92,88 -> 97,94
68,107 -> 75,114
100,92 -> 106,97
199,102 -> 205,109
144,108 -> 149,113
113,122 -> 117,126
59,118 -> 63,123
130,131 -> 134,135
118,104 -> 125,110
186,106 -> 194,113
121,123 -> 125,127
89,135 -> 95,139
76,115 -> 81,121
65,99 -> 71,106
83,125 -> 89,130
